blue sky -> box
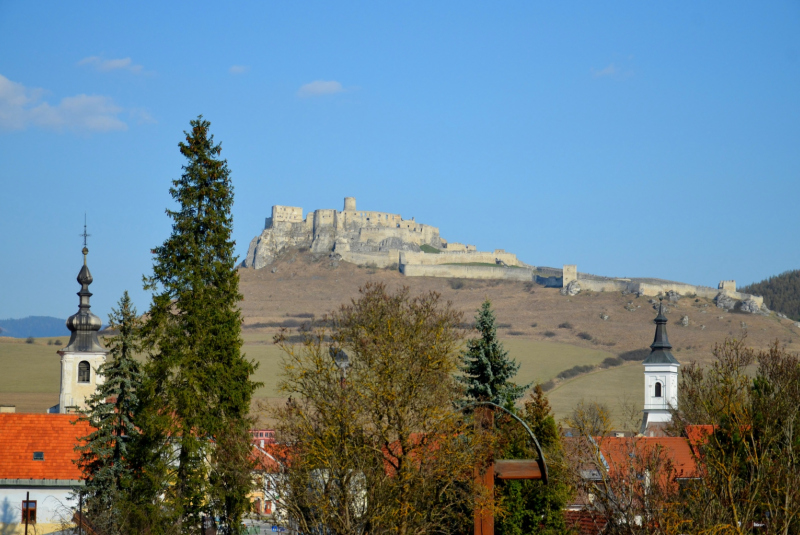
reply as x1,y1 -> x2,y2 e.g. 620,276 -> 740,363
1,2 -> 798,320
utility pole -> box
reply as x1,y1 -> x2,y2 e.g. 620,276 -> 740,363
24,491 -> 29,535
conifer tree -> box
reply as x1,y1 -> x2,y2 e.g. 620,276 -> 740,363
75,291 -> 143,532
459,300 -> 527,407
141,116 -> 259,534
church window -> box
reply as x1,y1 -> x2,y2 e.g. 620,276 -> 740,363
78,361 -> 91,383
654,382 -> 662,398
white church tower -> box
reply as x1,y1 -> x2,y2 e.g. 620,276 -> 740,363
640,301 -> 680,436
53,239 -> 107,414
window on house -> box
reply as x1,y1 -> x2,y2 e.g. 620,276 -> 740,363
22,500 -> 36,524
33,451 -> 44,461
78,361 -> 90,383
654,382 -> 662,398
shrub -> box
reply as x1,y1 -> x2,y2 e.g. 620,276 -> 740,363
523,282 -> 535,292
448,279 -> 465,290
556,364 -> 595,380
530,322 -> 538,328
496,323 -> 512,329
47,340 -> 53,345
540,380 -> 555,392
457,322 -> 476,330
508,330 -> 525,336
290,312 -> 315,318
25,336 -> 34,344
384,262 -> 399,271
577,332 -> 593,340
558,322 -> 573,329
619,348 -> 650,361
543,330 -> 556,338
54,340 -> 62,346
599,357 -> 624,368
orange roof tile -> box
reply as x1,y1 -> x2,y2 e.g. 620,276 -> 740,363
0,414 -> 91,481
596,436 -> 698,479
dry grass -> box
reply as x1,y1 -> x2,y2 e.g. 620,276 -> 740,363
6,249 -> 799,417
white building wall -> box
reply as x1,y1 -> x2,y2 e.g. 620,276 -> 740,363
643,363 -> 679,423
0,486 -> 78,532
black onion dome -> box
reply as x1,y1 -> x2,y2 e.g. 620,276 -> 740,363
77,264 -> 93,286
642,302 -> 679,365
62,247 -> 106,354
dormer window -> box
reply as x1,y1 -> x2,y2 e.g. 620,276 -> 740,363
33,451 -> 44,461
78,361 -> 91,383
654,382 -> 663,398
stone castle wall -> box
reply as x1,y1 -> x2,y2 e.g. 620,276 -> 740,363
400,263 -> 534,281
243,198 -> 767,313
400,250 -> 521,267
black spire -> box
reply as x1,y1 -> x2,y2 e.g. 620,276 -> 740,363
62,223 -> 105,353
642,300 -> 679,365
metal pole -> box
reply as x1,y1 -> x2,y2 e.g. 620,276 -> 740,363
78,491 -> 82,535
24,491 -> 29,535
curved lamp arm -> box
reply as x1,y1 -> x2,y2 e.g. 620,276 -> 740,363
460,401 -> 549,484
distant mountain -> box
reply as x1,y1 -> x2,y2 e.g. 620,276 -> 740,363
0,316 -> 69,338
740,270 -> 800,321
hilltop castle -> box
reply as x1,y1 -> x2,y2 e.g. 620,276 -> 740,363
243,196 -> 522,274
243,197 -> 766,311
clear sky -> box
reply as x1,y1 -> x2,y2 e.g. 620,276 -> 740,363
1,2 -> 798,321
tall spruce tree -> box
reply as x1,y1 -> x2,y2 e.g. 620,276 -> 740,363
459,300 -> 527,407
75,291 -> 143,532
141,116 -> 259,534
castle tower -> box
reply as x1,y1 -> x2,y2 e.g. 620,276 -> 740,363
343,197 -> 356,212
640,301 -> 680,436
55,239 -> 107,414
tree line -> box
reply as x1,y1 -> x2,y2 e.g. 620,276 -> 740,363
740,269 -> 800,320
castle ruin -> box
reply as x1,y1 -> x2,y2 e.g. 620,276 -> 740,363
243,197 -> 766,311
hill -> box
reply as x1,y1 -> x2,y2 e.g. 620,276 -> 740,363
740,270 -> 800,321
0,316 -> 68,338
4,250 -> 799,424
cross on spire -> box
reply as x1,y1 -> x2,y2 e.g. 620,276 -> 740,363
80,214 -> 90,264
81,213 -> 91,248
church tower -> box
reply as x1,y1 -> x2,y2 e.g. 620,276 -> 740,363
54,239 -> 107,414
640,301 -> 680,436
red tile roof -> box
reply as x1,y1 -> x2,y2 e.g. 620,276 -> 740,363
0,414 -> 91,481
684,424 -> 715,448
596,436 -> 698,479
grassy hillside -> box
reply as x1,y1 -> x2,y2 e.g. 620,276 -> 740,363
740,270 -> 800,321
4,250 -> 799,423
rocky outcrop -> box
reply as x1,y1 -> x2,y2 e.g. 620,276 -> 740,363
244,221 -> 312,270
560,280 -> 581,296
740,299 -> 762,314
680,315 -> 690,326
715,293 -> 736,311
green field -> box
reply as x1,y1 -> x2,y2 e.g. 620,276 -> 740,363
1,334 -> 625,421
546,363 -> 644,425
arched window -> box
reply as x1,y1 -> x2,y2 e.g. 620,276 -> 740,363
654,382 -> 662,398
78,361 -> 90,383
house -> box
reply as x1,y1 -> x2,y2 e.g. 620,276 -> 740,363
249,443 -> 286,519
0,413 -> 90,533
